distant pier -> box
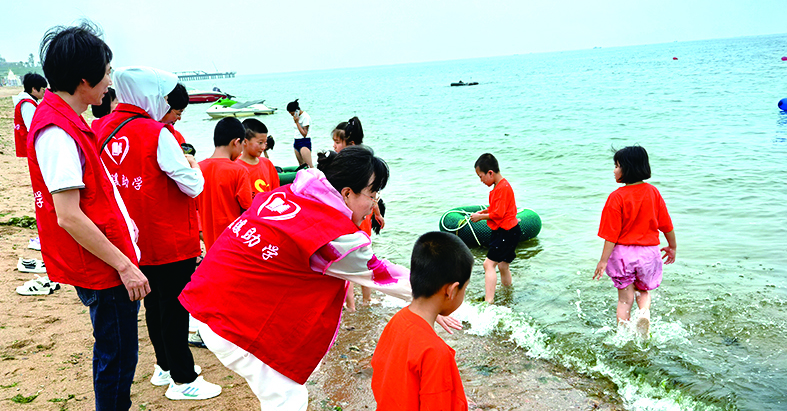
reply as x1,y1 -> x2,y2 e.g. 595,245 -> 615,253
176,71 -> 236,81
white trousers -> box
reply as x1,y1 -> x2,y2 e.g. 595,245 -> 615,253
198,322 -> 308,411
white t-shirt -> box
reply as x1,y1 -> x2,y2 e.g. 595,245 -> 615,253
21,101 -> 36,130
34,125 -> 140,260
294,111 -> 311,139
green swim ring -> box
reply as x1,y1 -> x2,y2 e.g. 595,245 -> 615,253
439,205 -> 541,248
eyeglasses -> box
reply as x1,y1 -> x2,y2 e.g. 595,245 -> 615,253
363,192 -> 380,203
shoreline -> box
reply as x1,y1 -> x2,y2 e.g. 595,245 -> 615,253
0,86 -> 624,410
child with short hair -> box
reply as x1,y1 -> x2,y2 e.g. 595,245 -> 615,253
238,118 -> 280,196
470,153 -> 521,304
372,231 -> 472,410
593,145 -> 676,338
197,117 -> 253,251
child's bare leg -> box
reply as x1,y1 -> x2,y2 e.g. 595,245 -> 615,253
294,149 -> 304,166
617,284 -> 636,323
498,262 -> 513,286
361,286 -> 372,304
299,147 -> 313,168
345,285 -> 356,312
483,258 -> 499,303
635,289 -> 651,313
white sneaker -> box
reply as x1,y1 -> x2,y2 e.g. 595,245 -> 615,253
28,238 -> 41,251
17,257 -> 46,274
16,275 -> 53,296
165,376 -> 221,400
188,330 -> 207,348
151,364 -> 203,386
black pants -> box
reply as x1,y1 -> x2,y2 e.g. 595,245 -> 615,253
141,257 -> 197,384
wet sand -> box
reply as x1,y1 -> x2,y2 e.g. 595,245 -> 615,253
0,86 -> 624,410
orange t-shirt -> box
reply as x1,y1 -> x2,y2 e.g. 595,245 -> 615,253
487,178 -> 518,230
372,306 -> 468,411
197,158 -> 253,250
236,157 -> 280,197
598,182 -> 673,246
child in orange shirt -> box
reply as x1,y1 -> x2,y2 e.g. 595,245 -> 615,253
372,231 -> 472,411
470,153 -> 520,304
197,118 -> 252,251
593,146 -> 676,338
238,119 -> 279,197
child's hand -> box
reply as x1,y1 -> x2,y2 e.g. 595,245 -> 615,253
469,212 -> 482,222
661,246 -> 676,264
184,154 -> 199,169
374,214 -> 385,229
593,260 -> 607,280
436,315 -> 463,334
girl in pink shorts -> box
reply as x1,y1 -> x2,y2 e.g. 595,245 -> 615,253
593,146 -> 677,337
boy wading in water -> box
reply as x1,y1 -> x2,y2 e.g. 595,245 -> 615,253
470,153 -> 521,304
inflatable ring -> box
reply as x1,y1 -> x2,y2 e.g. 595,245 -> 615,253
439,205 -> 541,248
779,98 -> 787,111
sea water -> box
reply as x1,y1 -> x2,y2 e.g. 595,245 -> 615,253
175,33 -> 787,411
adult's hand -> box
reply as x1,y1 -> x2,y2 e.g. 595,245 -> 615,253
118,263 -> 150,301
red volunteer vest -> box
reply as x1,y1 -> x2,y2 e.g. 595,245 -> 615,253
14,97 -> 37,157
26,91 -> 138,289
95,104 -> 200,266
179,185 -> 359,384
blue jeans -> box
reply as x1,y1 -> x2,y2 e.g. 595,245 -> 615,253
75,285 -> 140,411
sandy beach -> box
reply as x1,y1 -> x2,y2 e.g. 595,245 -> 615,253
0,86 -> 624,410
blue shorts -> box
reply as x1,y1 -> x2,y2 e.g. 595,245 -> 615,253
293,138 -> 311,151
487,224 -> 521,263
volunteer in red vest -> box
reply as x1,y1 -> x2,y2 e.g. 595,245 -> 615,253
179,146 -> 462,410
27,23 -> 149,411
94,66 -> 221,401
13,72 -> 47,157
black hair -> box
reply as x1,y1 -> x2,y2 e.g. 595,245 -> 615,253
266,135 -> 275,150
317,146 -> 388,194
167,83 -> 189,111
242,118 -> 268,141
91,87 -> 116,118
344,116 -> 364,145
613,145 -> 651,184
474,153 -> 499,173
40,21 -> 112,94
286,99 -> 300,112
332,121 -> 347,141
213,117 -> 245,147
22,73 -> 47,94
410,231 -> 473,299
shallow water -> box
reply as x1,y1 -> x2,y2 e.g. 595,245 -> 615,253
176,33 -> 787,410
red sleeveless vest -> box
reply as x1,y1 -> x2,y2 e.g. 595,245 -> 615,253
179,185 -> 359,384
95,104 -> 200,266
26,91 -> 138,289
14,97 -> 37,157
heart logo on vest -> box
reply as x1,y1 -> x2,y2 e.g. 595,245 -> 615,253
257,192 -> 301,221
104,136 -> 130,165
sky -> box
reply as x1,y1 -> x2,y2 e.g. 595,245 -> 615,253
1,0 -> 785,75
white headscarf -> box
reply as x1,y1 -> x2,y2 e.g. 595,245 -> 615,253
113,66 -> 178,121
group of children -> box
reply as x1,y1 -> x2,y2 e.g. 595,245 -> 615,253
15,22 -> 678,410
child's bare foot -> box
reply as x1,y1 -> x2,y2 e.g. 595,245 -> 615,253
636,316 -> 650,339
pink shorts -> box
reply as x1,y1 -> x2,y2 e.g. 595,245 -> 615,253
606,245 -> 662,291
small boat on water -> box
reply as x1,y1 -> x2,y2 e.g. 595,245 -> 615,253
206,99 -> 277,119
451,81 -> 478,87
188,87 -> 232,103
